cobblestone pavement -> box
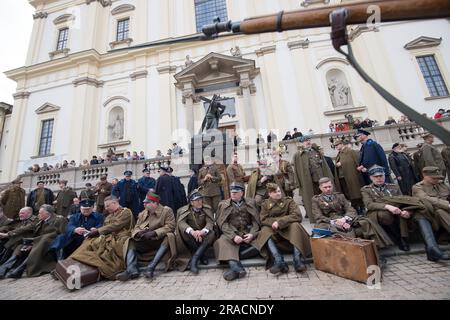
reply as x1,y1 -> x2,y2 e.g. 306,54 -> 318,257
0,253 -> 448,300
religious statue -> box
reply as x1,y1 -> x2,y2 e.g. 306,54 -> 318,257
185,55 -> 194,68
199,94 -> 226,134
108,114 -> 124,141
230,46 -> 242,57
328,77 -> 351,107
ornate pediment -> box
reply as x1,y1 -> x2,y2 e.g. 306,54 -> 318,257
111,4 -> 135,15
53,14 -> 75,25
35,103 -> 60,115
174,52 -> 259,90
404,36 -> 442,50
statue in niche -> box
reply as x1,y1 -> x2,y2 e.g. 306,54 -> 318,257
185,55 -> 194,68
108,114 -> 124,141
328,77 -> 351,108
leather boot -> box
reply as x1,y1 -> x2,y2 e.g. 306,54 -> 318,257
0,254 -> 19,279
266,239 -> 288,274
223,260 -> 246,281
143,244 -> 168,279
399,237 -> 410,252
190,241 -> 209,274
116,249 -> 140,281
239,245 -> 260,260
293,247 -> 307,273
6,257 -> 28,279
418,219 -> 450,262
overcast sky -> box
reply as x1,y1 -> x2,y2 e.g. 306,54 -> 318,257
0,1 -> 34,104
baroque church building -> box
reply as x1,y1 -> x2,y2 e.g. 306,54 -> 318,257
1,0 -> 449,182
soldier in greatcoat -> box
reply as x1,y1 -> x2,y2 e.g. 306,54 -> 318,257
214,182 -> 260,281
115,193 -> 175,281
254,183 -> 311,275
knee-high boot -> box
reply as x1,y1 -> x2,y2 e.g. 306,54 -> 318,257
143,244 -> 168,279
266,239 -> 288,274
418,219 -> 450,262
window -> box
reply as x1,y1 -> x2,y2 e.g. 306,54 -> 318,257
116,18 -> 130,41
56,28 -> 69,51
417,55 -> 449,97
39,119 -> 54,156
195,0 -> 228,33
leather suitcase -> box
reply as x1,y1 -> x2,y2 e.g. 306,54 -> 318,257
311,235 -> 380,283
55,258 -> 101,290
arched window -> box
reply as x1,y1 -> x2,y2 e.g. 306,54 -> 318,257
195,0 -> 228,33
326,69 -> 353,108
108,106 -> 125,142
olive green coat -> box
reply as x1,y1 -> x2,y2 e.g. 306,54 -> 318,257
214,198 -> 260,262
254,197 -> 311,266
334,148 -> 364,200
421,143 -> 446,178
412,181 -> 450,233
25,215 -> 67,277
292,145 -> 333,223
55,187 -> 77,218
0,185 -> 26,219
3,215 -> 38,250
70,208 -> 134,279
126,204 -> 176,266
312,193 -> 393,248
168,204 -> 215,271
441,146 -> 450,181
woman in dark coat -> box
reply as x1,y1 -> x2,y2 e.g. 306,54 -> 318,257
388,143 -> 418,196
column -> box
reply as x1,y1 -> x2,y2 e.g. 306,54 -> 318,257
157,64 -> 177,151
69,63 -> 102,162
130,54 -> 149,152
4,92 -> 30,181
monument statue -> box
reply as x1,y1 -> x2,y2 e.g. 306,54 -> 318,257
199,94 -> 226,134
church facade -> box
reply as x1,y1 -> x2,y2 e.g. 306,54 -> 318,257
1,0 -> 450,182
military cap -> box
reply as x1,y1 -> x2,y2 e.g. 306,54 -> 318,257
100,174 -> 108,180
229,182 -> 245,193
392,143 -> 400,150
37,180 -> 45,185
422,132 -> 433,139
167,167 -> 174,173
159,166 -> 169,172
142,168 -> 150,173
189,189 -> 203,201
85,183 -> 92,187
124,170 -> 133,176
266,183 -> 280,193
422,166 -> 444,179
144,192 -> 160,203
80,199 -> 95,208
356,129 -> 371,136
11,178 -> 23,184
342,139 -> 352,145
368,165 -> 385,176
333,139 -> 344,147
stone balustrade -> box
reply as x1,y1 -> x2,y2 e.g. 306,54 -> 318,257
10,118 -> 450,194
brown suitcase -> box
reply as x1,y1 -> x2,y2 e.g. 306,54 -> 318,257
55,258 -> 101,290
311,235 -> 380,283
